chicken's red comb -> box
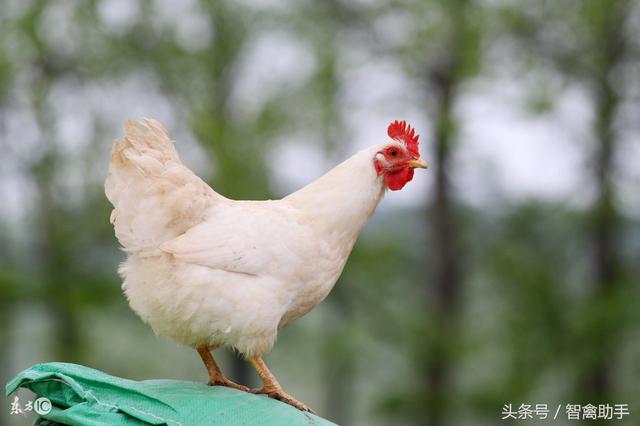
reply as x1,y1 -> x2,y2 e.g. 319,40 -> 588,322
387,120 -> 420,157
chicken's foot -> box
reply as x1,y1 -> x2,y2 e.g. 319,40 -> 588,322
197,346 -> 249,392
250,357 -> 314,413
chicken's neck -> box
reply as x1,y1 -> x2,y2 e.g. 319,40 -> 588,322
284,146 -> 385,246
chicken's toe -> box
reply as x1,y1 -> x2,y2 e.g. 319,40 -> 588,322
251,387 -> 314,413
209,377 -> 250,392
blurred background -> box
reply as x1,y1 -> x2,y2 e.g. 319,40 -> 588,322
1,0 -> 639,425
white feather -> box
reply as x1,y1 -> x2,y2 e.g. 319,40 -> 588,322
106,119 -> 387,358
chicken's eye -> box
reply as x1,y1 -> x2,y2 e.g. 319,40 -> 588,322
388,148 -> 398,157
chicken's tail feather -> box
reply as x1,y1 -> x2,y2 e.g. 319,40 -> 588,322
111,118 -> 179,175
105,119 -> 218,255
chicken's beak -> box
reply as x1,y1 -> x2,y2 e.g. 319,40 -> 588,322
407,158 -> 428,169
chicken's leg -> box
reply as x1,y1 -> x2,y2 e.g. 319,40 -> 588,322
250,357 -> 313,412
197,346 -> 249,392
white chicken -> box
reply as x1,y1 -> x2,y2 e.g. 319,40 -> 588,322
105,118 -> 427,411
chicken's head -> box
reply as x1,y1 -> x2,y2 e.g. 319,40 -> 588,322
374,120 -> 428,191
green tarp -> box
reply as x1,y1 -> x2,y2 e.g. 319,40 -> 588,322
6,363 -> 336,426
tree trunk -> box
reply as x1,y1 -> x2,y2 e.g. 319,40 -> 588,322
584,0 -> 628,406
424,4 -> 466,424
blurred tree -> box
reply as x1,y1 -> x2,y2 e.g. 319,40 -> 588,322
0,0 -> 18,391
583,0 -> 633,405
421,1 -> 479,424
0,1 -> 120,366
506,0 -> 638,414
398,0 -> 482,424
